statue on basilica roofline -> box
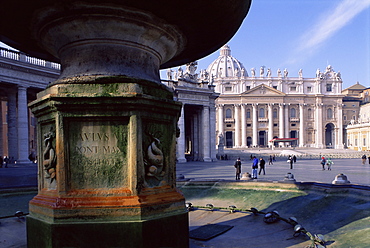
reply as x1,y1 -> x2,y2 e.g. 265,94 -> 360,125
266,68 -> 271,77
283,68 -> 288,77
260,66 -> 264,77
298,69 -> 303,78
277,68 -> 282,78
182,61 -> 199,81
251,68 -> 256,77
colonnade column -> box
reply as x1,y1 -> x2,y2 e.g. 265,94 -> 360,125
209,104 -> 217,161
299,104 -> 305,147
241,104 -> 247,147
202,105 -> 211,162
7,88 -> 17,161
252,104 -> 258,147
217,104 -> 224,143
268,103 -> 273,147
176,106 -> 187,163
17,86 -> 29,163
279,103 -> 285,147
337,103 -> 344,149
315,103 -> 324,148
234,104 -> 240,147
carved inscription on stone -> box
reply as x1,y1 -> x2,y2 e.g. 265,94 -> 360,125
69,120 -> 128,190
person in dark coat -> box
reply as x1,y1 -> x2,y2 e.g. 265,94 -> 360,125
259,157 -> 266,175
234,157 -> 241,180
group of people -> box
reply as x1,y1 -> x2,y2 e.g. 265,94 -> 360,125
320,156 -> 333,170
234,156 -> 266,180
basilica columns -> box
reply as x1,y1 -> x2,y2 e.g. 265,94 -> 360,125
268,103 -> 273,147
315,103 -> 324,148
279,104 -> 285,146
337,103 -> 344,149
234,104 -> 240,147
241,104 -> 247,147
252,104 -> 258,147
299,104 -> 305,147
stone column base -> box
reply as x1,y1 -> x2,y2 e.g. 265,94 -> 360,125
27,212 -> 189,248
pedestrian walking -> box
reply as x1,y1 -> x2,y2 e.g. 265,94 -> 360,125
0,156 -> 3,168
293,155 -> 297,163
268,155 -> 273,165
287,155 -> 293,169
320,156 -> 326,170
259,157 -> 266,175
272,155 -> 276,162
368,156 -> 370,165
326,158 -> 333,170
234,157 -> 242,180
252,156 -> 258,179
361,154 -> 367,165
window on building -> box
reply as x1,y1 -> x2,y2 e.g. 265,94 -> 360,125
291,123 -> 296,126
259,108 -> 265,118
246,109 -> 251,118
226,124 -> 232,127
290,108 -> 296,118
226,108 -> 232,118
290,86 -> 297,92
352,115 -> 356,120
225,86 -> 232,92
327,108 -> 333,119
273,109 -> 278,118
246,86 -> 251,91
307,86 -> 312,92
363,138 -> 366,146
273,86 -> 277,89
343,115 -> 347,120
326,84 -> 332,92
273,123 -> 278,127
247,124 -> 251,127
355,139 -> 358,146
308,108 -> 312,119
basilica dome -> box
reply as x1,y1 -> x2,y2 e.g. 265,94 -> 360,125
207,45 -> 247,78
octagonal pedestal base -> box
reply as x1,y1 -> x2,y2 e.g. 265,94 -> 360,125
27,212 -> 189,248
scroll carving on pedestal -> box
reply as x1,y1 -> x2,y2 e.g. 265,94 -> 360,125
43,129 -> 57,183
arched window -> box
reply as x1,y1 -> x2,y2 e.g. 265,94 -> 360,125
327,108 -> 333,119
290,108 -> 296,118
259,108 -> 265,118
273,109 -> 278,119
226,108 -> 232,118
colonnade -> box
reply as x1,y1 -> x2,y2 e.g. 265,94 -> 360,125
177,104 -> 217,163
1,85 -> 32,163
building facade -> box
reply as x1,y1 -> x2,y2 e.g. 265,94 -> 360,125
207,45 -> 345,149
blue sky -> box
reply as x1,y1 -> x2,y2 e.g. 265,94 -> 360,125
1,0 -> 369,89
161,0 -> 370,89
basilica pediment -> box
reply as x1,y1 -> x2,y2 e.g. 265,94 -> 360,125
242,84 -> 285,96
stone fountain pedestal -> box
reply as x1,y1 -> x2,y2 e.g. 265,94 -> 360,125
1,1 -> 251,247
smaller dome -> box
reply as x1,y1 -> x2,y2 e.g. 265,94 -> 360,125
207,45 -> 247,78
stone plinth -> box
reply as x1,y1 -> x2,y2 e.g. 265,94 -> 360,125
28,79 -> 188,247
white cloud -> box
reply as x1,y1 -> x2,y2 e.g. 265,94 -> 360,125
298,0 -> 370,52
